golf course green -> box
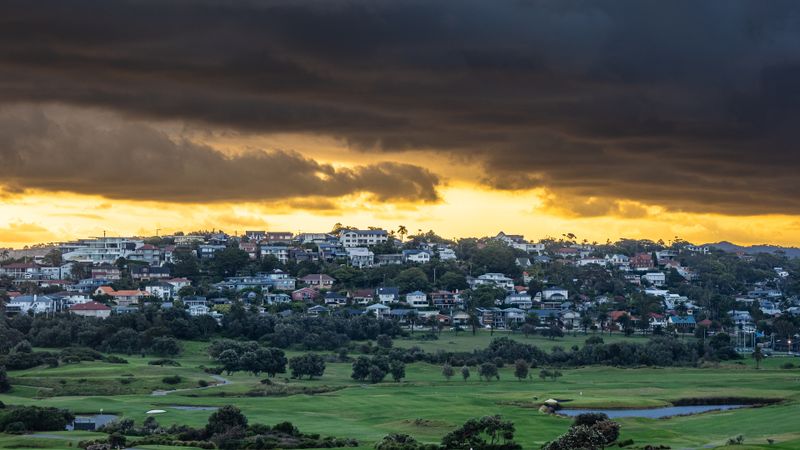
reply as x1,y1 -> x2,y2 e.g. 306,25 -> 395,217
2,331 -> 799,450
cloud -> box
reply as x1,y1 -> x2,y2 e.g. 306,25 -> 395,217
1,1 -> 799,214
0,105 -> 441,203
0,222 -> 53,244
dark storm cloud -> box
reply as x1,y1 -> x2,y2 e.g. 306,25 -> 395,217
1,0 -> 800,213
0,106 -> 440,203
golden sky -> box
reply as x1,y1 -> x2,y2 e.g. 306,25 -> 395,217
2,109 -> 799,248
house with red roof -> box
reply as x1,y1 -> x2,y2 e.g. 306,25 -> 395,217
69,301 -> 111,319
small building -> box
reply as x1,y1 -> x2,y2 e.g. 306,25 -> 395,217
406,291 -> 429,308
69,301 -> 111,319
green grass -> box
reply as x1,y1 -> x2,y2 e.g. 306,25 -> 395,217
2,332 -> 800,449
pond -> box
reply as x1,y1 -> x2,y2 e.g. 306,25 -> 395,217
558,405 -> 747,419
66,414 -> 119,431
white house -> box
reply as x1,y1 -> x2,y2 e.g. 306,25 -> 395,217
366,303 -> 391,319
402,249 -> 431,263
189,304 -> 211,316
346,247 -> 375,268
406,291 -> 429,308
504,292 -> 533,309
6,294 -> 64,314
470,273 -> 515,291
542,287 -> 569,301
339,229 -> 389,247
377,287 -> 400,304
438,248 -> 457,260
260,245 -> 290,264
145,282 -> 176,300
643,272 -> 666,287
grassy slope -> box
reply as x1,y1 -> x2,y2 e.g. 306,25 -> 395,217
1,331 -> 799,449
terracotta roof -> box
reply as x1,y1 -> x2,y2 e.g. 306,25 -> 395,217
70,301 -> 111,311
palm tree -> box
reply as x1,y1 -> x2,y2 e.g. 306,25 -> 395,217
597,311 -> 609,334
580,315 -> 593,334
753,347 -> 764,369
397,225 -> 408,242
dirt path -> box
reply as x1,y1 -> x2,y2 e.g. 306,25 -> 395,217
151,374 -> 230,396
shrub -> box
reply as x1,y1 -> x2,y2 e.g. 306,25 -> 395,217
104,355 -> 128,364
4,421 -> 26,434
148,359 -> 181,366
162,375 -> 182,385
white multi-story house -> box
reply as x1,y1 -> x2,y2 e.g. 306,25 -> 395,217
377,287 -> 400,304
438,247 -> 457,260
504,292 -> 533,309
198,244 -> 226,259
6,295 -> 66,315
542,287 -> 569,301
345,247 -> 374,268
406,291 -> 429,308
494,232 -> 544,254
260,245 -> 290,264
402,249 -> 431,263
339,229 -> 388,247
60,237 -> 143,263
643,272 -> 666,287
145,282 -> 176,300
470,273 -> 515,291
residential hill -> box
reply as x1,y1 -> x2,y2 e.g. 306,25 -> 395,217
706,241 -> 800,258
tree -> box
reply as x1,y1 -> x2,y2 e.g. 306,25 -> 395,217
108,432 -> 126,449
42,249 -> 63,267
262,348 -> 288,378
479,362 -> 499,381
753,347 -> 764,369
218,349 -> 240,375
389,360 -> 406,382
442,363 -> 455,381
205,405 -> 248,437
580,315 -> 594,334
521,323 -> 536,338
438,271 -> 468,291
376,433 -> 430,450
542,325 -> 564,340
0,366 -> 10,393
513,359 -> 529,381
543,416 -> 620,450
440,415 -> 522,450
211,247 -> 250,278
149,337 -> 180,356
397,225 -> 408,242
171,248 -> 199,278
376,334 -> 393,349
369,365 -> 387,384
461,365 -> 470,382
289,353 -> 326,379
394,267 -> 430,293
351,356 -> 371,381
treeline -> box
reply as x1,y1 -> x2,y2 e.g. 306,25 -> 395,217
0,305 -> 404,357
351,335 -> 738,370
0,404 -> 74,434
85,405 -> 358,450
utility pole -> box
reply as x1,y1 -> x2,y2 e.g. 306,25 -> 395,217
156,228 -> 161,237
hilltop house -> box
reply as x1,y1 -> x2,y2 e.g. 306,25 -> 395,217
300,274 -> 336,289
406,291 -> 429,308
70,301 -> 111,319
377,287 -> 400,304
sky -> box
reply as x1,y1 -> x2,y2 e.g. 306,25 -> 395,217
2,0 -> 800,248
